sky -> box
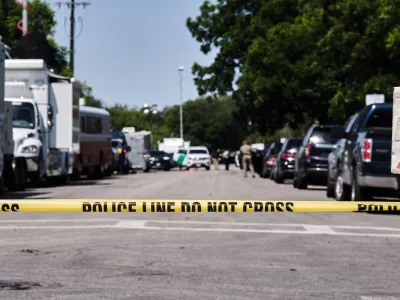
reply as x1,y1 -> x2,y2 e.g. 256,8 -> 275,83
45,0 -> 217,109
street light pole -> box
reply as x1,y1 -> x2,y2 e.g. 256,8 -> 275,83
142,103 -> 158,131
178,66 -> 184,140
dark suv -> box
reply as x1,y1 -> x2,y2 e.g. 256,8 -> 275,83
294,124 -> 344,189
273,138 -> 302,183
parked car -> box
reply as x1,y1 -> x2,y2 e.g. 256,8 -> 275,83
184,146 -> 211,170
273,138 -> 302,183
261,142 -> 283,178
148,150 -> 173,171
293,124 -> 344,189
333,103 -> 397,201
326,113 -> 359,198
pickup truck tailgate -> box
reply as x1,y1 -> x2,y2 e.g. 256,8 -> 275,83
362,128 -> 392,175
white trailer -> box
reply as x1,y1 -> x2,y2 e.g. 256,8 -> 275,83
4,59 -> 79,184
0,41 -> 27,193
122,128 -> 151,171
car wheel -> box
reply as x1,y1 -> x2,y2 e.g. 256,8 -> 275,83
334,171 -> 351,201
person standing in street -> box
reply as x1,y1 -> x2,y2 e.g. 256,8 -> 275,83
118,146 -> 126,175
223,149 -> 230,171
240,141 -> 255,178
211,149 -> 220,170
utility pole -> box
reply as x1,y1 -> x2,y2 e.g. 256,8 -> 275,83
177,66 -> 184,140
56,0 -> 90,73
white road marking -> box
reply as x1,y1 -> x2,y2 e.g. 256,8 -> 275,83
115,220 -> 146,228
303,225 -> 335,234
360,297 -> 400,300
1,219 -> 400,232
0,220 -> 400,238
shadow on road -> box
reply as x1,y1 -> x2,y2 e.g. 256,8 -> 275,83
0,191 -> 50,200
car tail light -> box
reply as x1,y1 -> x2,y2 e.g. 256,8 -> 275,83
266,157 -> 275,164
305,143 -> 312,157
281,153 -> 295,159
361,138 -> 372,162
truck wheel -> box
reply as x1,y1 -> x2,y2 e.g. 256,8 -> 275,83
334,171 -> 351,201
326,182 -> 335,198
351,170 -> 372,201
297,175 -> 308,190
16,158 -> 27,191
0,177 -> 4,195
274,170 -> 284,184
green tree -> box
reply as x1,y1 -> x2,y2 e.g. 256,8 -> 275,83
188,0 -> 400,134
1,0 -> 69,74
81,82 -> 103,108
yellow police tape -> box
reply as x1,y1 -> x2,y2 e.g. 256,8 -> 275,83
0,200 -> 399,213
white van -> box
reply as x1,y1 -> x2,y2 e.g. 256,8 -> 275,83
184,146 -> 211,170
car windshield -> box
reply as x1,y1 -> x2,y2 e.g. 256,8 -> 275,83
150,151 -> 165,157
189,149 -> 208,154
285,139 -> 302,150
309,127 -> 342,144
12,102 -> 35,129
268,143 -> 282,155
178,150 -> 187,154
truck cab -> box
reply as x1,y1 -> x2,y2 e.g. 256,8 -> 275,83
5,83 -> 45,180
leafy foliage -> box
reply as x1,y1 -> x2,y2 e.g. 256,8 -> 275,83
187,0 -> 400,134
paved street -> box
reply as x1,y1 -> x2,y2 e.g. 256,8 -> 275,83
0,168 -> 399,300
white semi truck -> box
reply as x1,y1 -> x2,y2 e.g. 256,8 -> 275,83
0,40 -> 27,193
4,59 -> 80,184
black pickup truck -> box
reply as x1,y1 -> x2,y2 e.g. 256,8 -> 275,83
334,103 -> 398,201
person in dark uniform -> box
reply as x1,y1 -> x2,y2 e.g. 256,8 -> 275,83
118,146 -> 126,174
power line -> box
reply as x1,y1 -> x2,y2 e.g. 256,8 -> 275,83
55,0 -> 90,73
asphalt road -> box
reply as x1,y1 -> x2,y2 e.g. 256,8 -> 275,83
0,167 -> 399,300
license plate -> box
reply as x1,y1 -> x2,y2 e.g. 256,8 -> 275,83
196,164 -> 201,167
156,163 -> 161,166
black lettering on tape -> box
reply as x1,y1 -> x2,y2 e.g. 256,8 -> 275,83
11,204 -> 19,212
151,202 -> 155,212
243,202 -> 252,212
118,202 -> 127,212
254,202 -> 263,212
357,204 -> 367,212
218,202 -> 228,212
156,202 -> 167,212
1,203 -> 10,212
388,205 -> 399,212
181,202 -> 190,212
142,202 -> 147,212
92,202 -> 103,212
369,204 -> 383,212
112,202 -> 116,212
192,202 -> 202,212
228,202 -> 237,212
265,202 -> 275,212
128,202 -> 136,212
285,202 -> 294,212
167,202 -> 175,212
276,202 -> 285,212
208,202 -> 217,212
82,202 -> 92,212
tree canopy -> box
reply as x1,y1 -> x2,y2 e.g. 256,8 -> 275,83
186,0 -> 400,134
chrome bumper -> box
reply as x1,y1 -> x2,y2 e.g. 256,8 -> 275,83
358,176 -> 398,190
